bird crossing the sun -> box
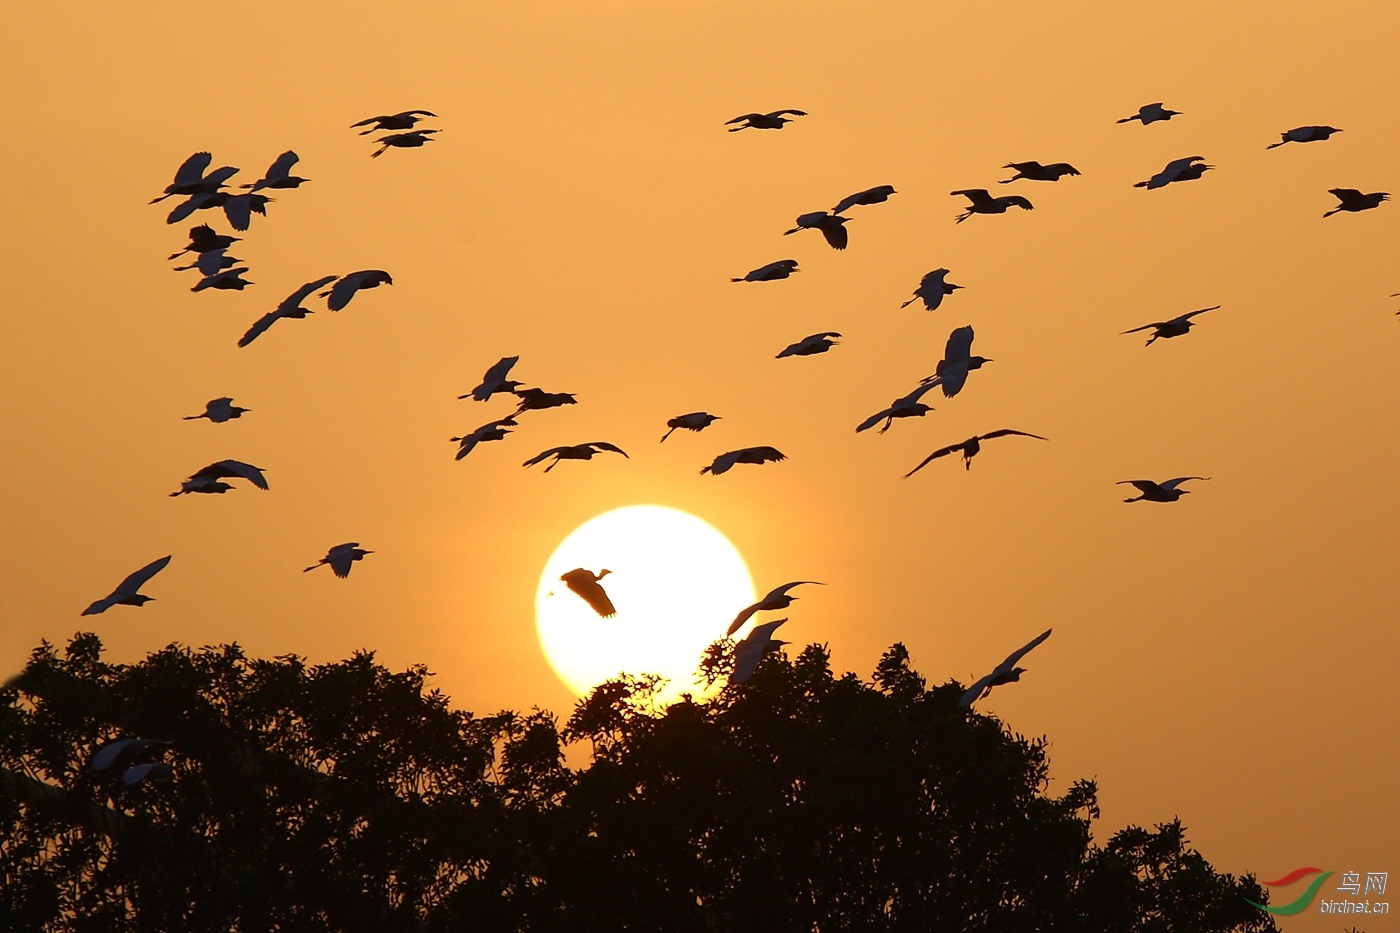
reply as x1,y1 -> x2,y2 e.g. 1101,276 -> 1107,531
727,581 -> 824,636
560,568 -> 616,617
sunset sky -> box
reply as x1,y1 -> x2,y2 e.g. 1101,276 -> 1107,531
2,1 -> 1397,926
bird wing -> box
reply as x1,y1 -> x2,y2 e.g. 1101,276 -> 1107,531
327,551 -> 355,578
90,737 -> 143,771
1001,195 -> 1034,210
1160,476 -> 1209,491
744,446 -> 786,463
563,573 -> 617,617
166,194 -> 208,225
958,675 -> 996,708
897,381 -> 941,406
1175,305 -> 1221,322
732,618 -> 788,682
587,442 -> 629,457
820,222 -> 848,250
769,109 -> 807,117
1119,322 -> 1161,334
325,275 -> 361,311
1050,163 -> 1080,175
1162,155 -> 1205,175
193,249 -> 227,275
523,448 -> 566,467
765,580 -> 823,601
122,762 -> 173,785
265,150 -> 299,179
937,363 -> 969,398
403,109 -> 437,118
351,114 -> 392,127
702,451 -> 739,475
943,325 -> 975,362
278,275 -> 339,312
855,407 -> 894,432
223,195 -> 253,231
238,310 -> 282,347
951,189 -> 994,206
209,460 -> 269,489
830,192 -> 863,214
173,152 -> 212,186
1116,480 -> 1158,493
1329,188 -> 1363,200
726,601 -> 762,636
725,113 -> 763,124
978,429 -> 1047,442
81,596 -> 116,616
996,628 -> 1053,673
904,444 -> 962,477
112,555 -> 172,597
483,355 -> 519,386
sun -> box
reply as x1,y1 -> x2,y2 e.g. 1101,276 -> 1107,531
535,505 -> 755,703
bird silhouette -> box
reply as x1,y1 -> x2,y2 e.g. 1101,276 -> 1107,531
171,460 -> 269,496
221,193 -> 274,231
905,430 -> 1046,475
999,161 -> 1080,183
512,387 -> 578,414
1323,188 -> 1389,218
151,152 -> 238,203
560,568 -> 616,617
90,737 -> 175,771
727,581 -> 823,636
831,184 -> 896,214
783,212 -> 850,250
460,356 -> 522,401
371,129 -> 438,157
241,151 -> 309,190
81,555 -> 172,616
321,270 -> 393,310
1121,306 -> 1219,346
1267,125 -> 1342,149
173,247 -> 243,276
166,190 -> 230,225
191,268 -> 253,292
732,619 -> 789,683
725,110 -> 806,131
958,628 -> 1053,708
777,332 -> 840,358
450,417 -> 517,460
304,543 -> 373,578
352,110 -> 438,134
184,397 -> 249,423
168,224 -> 240,260
523,442 -> 629,472
238,275 -> 338,347
855,381 -> 939,434
1117,476 -> 1209,503
921,326 -> 990,398
661,412 -> 721,442
1117,102 -> 1180,125
733,259 -> 800,282
1135,156 -> 1213,190
951,189 -> 1033,223
901,268 -> 962,312
701,446 -> 786,475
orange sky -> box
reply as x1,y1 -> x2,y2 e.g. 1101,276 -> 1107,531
2,2 -> 1397,926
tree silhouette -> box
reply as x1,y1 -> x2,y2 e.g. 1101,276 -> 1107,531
2,634 -> 1277,932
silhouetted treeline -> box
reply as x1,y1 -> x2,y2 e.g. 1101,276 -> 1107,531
1,634 -> 1277,932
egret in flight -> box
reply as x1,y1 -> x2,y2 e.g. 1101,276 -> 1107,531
1117,476 -> 1209,503
322,270 -> 393,310
1323,188 -> 1389,218
184,397 -> 250,423
460,356 -> 522,401
783,212 -> 850,250
1121,305 -> 1219,346
221,193 -> 273,231
725,110 -> 806,131
450,417 -> 517,460
523,442 -> 628,472
1135,156 -> 1212,190
999,161 -> 1080,183
901,268 -> 962,312
732,619 -> 788,684
727,581 -> 823,636
81,555 -> 172,616
90,737 -> 174,771
191,268 -> 253,292
958,629 -> 1053,708
1117,102 -> 1180,125
1267,126 -> 1342,149
171,460 -> 268,496
173,247 -> 243,276
661,412 -> 721,442
831,184 -> 896,214
904,430 -> 1046,475
371,129 -> 438,157
701,446 -> 786,475
151,152 -> 238,203
241,151 -> 309,191
951,189 -> 1034,223
922,326 -> 991,398
512,387 -> 578,414
304,543 -> 373,578
733,259 -> 800,282
352,110 -> 437,134
777,332 -> 840,358
168,224 -> 239,260
856,382 -> 939,434
238,275 -> 338,347
560,568 -> 616,617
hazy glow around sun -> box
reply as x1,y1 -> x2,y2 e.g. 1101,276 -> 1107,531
535,505 -> 755,702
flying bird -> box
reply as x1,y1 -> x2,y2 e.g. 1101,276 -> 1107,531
523,442 -> 629,472
901,268 -> 962,312
151,152 -> 238,203
921,325 -> 990,398
733,259 -> 800,282
81,555 -> 172,616
512,387 -> 578,414
172,247 -> 243,276
1135,156 -> 1213,190
831,184 -> 896,214
222,193 -> 273,231
958,628 -> 1053,708
661,412 -> 721,442
777,332 -> 840,358
371,129 -> 438,157
1117,103 -> 1181,125
1267,125 -> 1342,149
999,161 -> 1080,183
701,446 -> 786,475
1117,476 -> 1209,503
1323,188 -> 1389,218
241,150 -> 309,190
352,110 -> 438,134
166,190 -> 230,225
171,460 -> 269,496
304,543 -> 373,578
460,356 -> 522,401
905,430 -> 1046,476
560,568 -> 616,617
168,224 -> 240,260
191,268 -> 253,292
321,270 -> 393,310
732,619 -> 788,684
951,189 -> 1034,223
238,275 -> 338,347
90,737 -> 174,771
855,381 -> 939,434
725,110 -> 806,131
450,417 -> 517,460
184,397 -> 249,423
783,212 -> 850,250
727,581 -> 823,636
1121,305 -> 1219,346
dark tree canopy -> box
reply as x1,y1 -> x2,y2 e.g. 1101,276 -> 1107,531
1,634 -> 1278,933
